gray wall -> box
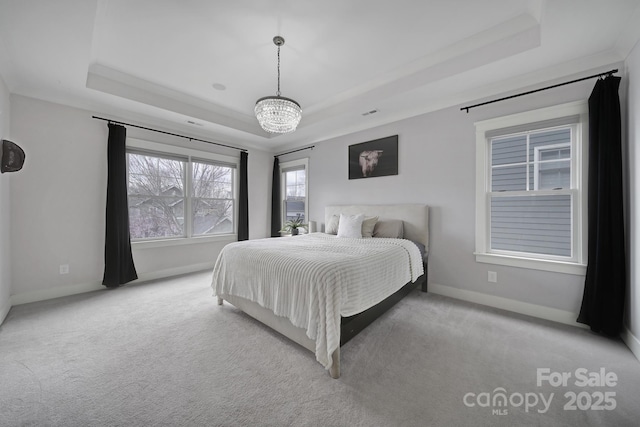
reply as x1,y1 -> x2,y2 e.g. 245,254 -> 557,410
624,40 -> 640,345
0,74 -> 10,322
8,95 -> 271,299
3,58 -> 638,347
298,79 -> 610,314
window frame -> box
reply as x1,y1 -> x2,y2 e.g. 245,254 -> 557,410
280,157 -> 309,232
532,142 -> 571,191
127,138 -> 239,248
190,157 -> 236,237
474,101 -> 588,275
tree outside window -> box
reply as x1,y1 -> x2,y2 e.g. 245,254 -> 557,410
127,151 -> 235,240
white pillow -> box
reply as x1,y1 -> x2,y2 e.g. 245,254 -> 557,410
326,215 -> 340,234
337,213 -> 365,238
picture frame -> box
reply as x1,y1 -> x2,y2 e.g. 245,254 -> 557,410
348,135 -> 398,179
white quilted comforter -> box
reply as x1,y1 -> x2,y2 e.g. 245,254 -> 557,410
211,233 -> 424,370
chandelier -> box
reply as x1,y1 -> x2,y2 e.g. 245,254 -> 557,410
255,36 -> 302,134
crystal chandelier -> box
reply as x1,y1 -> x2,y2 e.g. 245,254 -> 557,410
255,36 -> 302,134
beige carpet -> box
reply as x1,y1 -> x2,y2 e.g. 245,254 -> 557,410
1,271 -> 639,426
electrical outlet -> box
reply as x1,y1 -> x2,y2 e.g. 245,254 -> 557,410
488,271 -> 497,283
59,264 -> 69,275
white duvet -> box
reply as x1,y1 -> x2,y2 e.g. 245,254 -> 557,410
211,233 -> 424,370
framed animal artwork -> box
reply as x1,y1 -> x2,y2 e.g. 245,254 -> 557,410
348,135 -> 398,179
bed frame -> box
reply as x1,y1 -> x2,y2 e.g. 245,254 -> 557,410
218,204 -> 429,378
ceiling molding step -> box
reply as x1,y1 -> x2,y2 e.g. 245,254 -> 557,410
526,0 -> 544,22
86,105 -> 275,153
279,56 -> 625,149
369,58 -> 625,131
614,2 -> 640,59
301,13 -> 541,127
86,63 -> 270,138
455,54 -> 624,110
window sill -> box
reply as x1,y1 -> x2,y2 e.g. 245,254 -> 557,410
132,234 -> 237,249
475,252 -> 586,275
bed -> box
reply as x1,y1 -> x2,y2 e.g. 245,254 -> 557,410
211,204 -> 429,378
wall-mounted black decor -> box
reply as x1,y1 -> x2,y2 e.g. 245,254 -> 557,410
348,135 -> 398,179
1,139 -> 26,173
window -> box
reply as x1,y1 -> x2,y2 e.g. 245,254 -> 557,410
475,101 -> 588,274
191,159 -> 235,236
127,151 -> 186,239
280,158 -> 308,227
126,139 -> 237,243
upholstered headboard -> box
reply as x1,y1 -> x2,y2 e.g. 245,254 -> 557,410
324,204 -> 429,251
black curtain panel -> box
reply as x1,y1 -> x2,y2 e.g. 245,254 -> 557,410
237,151 -> 249,241
577,75 -> 626,336
102,123 -> 138,288
271,157 -> 281,237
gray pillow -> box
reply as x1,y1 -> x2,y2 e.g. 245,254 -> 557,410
373,219 -> 404,238
361,216 -> 378,238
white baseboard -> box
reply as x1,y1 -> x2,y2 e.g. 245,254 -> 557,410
428,283 -> 587,329
130,262 -> 214,284
0,296 -> 11,325
10,262 -> 214,307
11,281 -> 104,306
621,326 -> 640,362
429,283 -> 640,363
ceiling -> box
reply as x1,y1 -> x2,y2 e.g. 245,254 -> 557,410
0,0 -> 639,151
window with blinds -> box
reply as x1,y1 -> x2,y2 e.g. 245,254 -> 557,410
474,101 -> 587,274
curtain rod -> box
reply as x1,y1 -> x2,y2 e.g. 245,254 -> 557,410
92,116 -> 248,152
460,69 -> 618,113
275,145 -> 315,157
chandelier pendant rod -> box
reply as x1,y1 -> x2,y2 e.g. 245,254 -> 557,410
276,44 -> 281,97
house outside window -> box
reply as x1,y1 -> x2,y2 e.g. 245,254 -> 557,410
280,158 -> 309,227
127,152 -> 186,239
474,101 -> 588,275
126,139 -> 237,243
